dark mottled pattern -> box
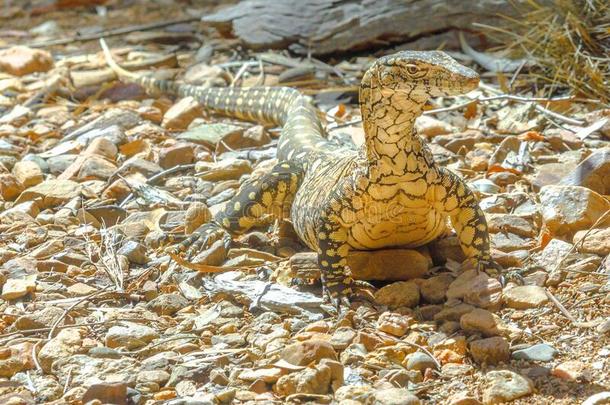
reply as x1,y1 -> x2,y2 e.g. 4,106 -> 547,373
108,49 -> 496,304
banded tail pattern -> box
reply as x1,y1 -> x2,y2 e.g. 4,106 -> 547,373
100,39 -> 329,163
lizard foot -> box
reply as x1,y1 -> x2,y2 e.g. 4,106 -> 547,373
322,276 -> 376,313
468,256 -> 506,285
158,232 -> 186,248
503,267 -> 527,285
477,258 -> 502,276
166,223 -> 231,260
462,256 -> 504,281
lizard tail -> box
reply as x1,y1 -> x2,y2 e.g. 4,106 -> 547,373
100,38 -> 182,94
100,38 -> 139,81
98,39 -> 328,159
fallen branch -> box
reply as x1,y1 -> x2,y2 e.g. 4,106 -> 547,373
543,288 -> 598,329
544,288 -> 579,326
11,17 -> 200,49
47,288 -> 113,339
0,319 -> 144,340
479,82 -> 585,126
118,164 -> 196,208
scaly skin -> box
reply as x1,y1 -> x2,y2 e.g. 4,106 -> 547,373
101,40 -> 496,306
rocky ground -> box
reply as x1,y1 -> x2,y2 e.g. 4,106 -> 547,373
0,1 -> 609,405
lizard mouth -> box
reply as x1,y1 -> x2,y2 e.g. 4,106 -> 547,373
460,77 -> 480,93
440,75 -> 480,94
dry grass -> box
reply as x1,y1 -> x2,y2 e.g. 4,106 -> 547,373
480,0 -> 610,103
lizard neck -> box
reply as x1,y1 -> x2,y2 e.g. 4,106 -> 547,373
359,70 -> 429,181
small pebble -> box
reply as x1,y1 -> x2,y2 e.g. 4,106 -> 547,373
405,351 -> 437,372
512,343 -> 557,362
447,392 -> 482,405
582,392 -> 610,405
483,370 -> 534,404
552,360 -> 591,382
469,336 -> 510,365
88,347 -> 121,359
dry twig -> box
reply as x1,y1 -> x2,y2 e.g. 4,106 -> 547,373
47,289 -> 113,339
544,288 -> 580,325
15,17 -> 200,49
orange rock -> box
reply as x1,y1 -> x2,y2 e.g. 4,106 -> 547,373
153,390 -> 176,401
138,105 -> 163,123
376,311 -> 413,337
0,173 -> 24,200
434,349 -> 464,364
304,320 -> 331,333
469,336 -> 510,365
12,161 -> 43,188
158,143 -> 195,169
86,137 -> 118,160
0,46 -> 53,76
552,360 -> 591,381
433,336 -> 468,355
102,178 -> 131,201
162,96 -> 203,130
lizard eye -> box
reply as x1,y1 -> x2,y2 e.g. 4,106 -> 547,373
404,64 -> 428,79
405,65 -> 419,75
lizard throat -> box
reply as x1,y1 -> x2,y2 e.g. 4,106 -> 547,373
359,82 -> 429,178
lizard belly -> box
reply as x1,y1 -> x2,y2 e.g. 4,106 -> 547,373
347,206 -> 447,250
291,171 -> 448,252
344,180 -> 447,250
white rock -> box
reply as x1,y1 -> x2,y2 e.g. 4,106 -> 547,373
582,392 -> 610,405
539,185 -> 609,237
483,370 -> 533,404
503,285 -> 549,309
1,277 -> 36,300
38,328 -> 86,373
52,355 -> 139,388
105,322 -> 159,349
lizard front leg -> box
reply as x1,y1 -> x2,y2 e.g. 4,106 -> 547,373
169,161 -> 303,259
317,214 -> 354,307
316,179 -> 374,309
436,168 -> 499,274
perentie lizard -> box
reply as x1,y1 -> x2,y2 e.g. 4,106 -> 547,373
100,40 -> 496,306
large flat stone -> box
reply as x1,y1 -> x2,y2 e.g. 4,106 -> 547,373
559,148 -> 610,195
289,249 -> 431,281
539,185 -> 609,238
15,179 -> 82,208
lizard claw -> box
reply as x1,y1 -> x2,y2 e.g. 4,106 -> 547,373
158,232 -> 185,248
165,222 -> 231,260
322,276 -> 377,313
472,256 -> 505,285
503,267 -> 526,285
477,258 -> 502,275
352,280 -> 377,303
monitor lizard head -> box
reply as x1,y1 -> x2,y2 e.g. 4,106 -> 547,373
373,50 -> 480,98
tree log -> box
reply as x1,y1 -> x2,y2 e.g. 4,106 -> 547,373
202,0 -> 531,55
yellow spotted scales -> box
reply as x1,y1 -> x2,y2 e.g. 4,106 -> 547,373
101,40 -> 496,305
